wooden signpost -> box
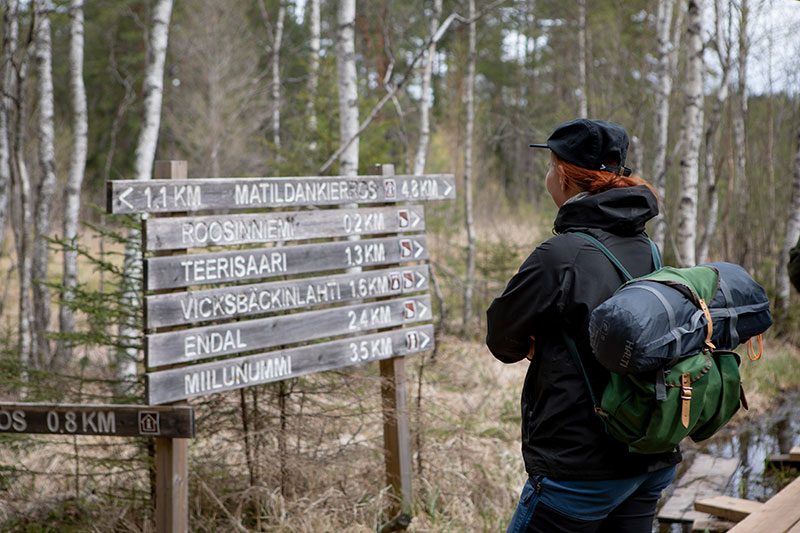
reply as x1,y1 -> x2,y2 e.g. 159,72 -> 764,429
107,174 -> 455,213
106,161 -> 455,530
145,264 -> 430,328
0,403 -> 195,438
144,235 -> 428,289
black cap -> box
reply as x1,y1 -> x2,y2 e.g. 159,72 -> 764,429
530,118 -> 632,176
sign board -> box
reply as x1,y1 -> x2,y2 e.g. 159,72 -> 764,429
146,325 -> 434,404
144,235 -> 428,290
109,163 -> 454,525
143,205 -> 425,251
114,168 -> 453,410
145,265 -> 429,328
0,403 -> 195,438
107,174 -> 455,214
146,295 -> 432,368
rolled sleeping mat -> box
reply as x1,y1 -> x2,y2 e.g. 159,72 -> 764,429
703,262 -> 773,349
589,262 -> 772,375
589,279 -> 710,374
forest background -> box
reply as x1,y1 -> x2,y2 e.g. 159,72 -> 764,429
1,0 -> 800,531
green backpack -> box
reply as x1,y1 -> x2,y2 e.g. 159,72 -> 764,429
564,233 -> 747,455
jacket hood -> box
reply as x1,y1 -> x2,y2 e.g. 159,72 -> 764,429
553,185 -> 658,236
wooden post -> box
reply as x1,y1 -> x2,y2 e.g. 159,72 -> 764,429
153,160 -> 189,533
372,164 -> 413,515
155,435 -> 188,531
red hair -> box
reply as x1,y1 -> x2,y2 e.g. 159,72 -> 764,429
552,153 -> 658,198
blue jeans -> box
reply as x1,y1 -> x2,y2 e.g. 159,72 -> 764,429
507,465 -> 676,533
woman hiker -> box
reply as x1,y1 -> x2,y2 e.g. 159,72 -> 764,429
486,118 -> 680,532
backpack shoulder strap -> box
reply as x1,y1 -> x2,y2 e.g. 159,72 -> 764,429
571,231 -> 662,280
650,238 -> 663,270
563,232 -> 668,419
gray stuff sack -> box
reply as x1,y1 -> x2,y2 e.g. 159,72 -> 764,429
589,261 -> 772,374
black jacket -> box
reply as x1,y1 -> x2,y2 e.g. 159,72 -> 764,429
790,234 -> 800,293
486,185 -> 681,480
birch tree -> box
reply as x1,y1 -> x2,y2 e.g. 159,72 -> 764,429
7,2 -> 34,370
697,0 -> 733,264
259,0 -> 285,155
57,0 -> 88,366
777,123 -> 800,316
731,0 -> 749,265
337,0 -> 359,177
318,2 -> 510,177
651,0 -> 679,251
577,0 -> 588,118
412,0 -> 442,175
117,0 -> 174,386
462,0 -> 476,331
32,0 -> 57,366
307,0 -> 320,154
675,0 -> 704,267
0,2 -> 15,254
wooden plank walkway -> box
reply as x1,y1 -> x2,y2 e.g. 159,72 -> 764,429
694,495 -> 763,522
766,446 -> 800,468
657,454 -> 739,525
728,475 -> 800,532
691,516 -> 737,532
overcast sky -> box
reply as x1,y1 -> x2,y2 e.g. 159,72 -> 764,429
745,0 -> 800,94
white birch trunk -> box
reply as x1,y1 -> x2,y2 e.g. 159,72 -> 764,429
732,0 -> 749,264
319,11 -> 461,176
412,0 -> 442,175
676,0 -> 704,267
307,0 -> 320,153
117,0 -> 173,386
777,124 -> 800,315
33,0 -> 57,367
462,0 -> 477,331
697,0 -> 732,264
58,0 -> 88,367
8,3 -> 34,371
272,2 -> 285,153
651,0 -> 676,251
336,0 -> 359,177
0,3 -> 15,253
577,0 -> 588,118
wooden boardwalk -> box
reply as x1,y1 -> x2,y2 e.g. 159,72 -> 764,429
656,446 -> 800,532
657,454 -> 739,525
727,475 -> 800,532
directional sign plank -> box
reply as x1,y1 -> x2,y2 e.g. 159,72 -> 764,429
145,265 -> 430,328
145,235 -> 428,290
144,205 -> 425,251
146,325 -> 435,404
108,174 -> 456,214
0,403 -> 195,438
146,295 -> 431,368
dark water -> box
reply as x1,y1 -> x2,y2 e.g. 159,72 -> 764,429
656,390 -> 800,532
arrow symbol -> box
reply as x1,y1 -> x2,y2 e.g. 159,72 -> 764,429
119,187 -> 134,209
420,331 -> 430,349
418,301 -> 429,317
443,181 -> 453,196
413,240 -> 425,258
411,211 -> 421,227
416,271 -> 426,288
